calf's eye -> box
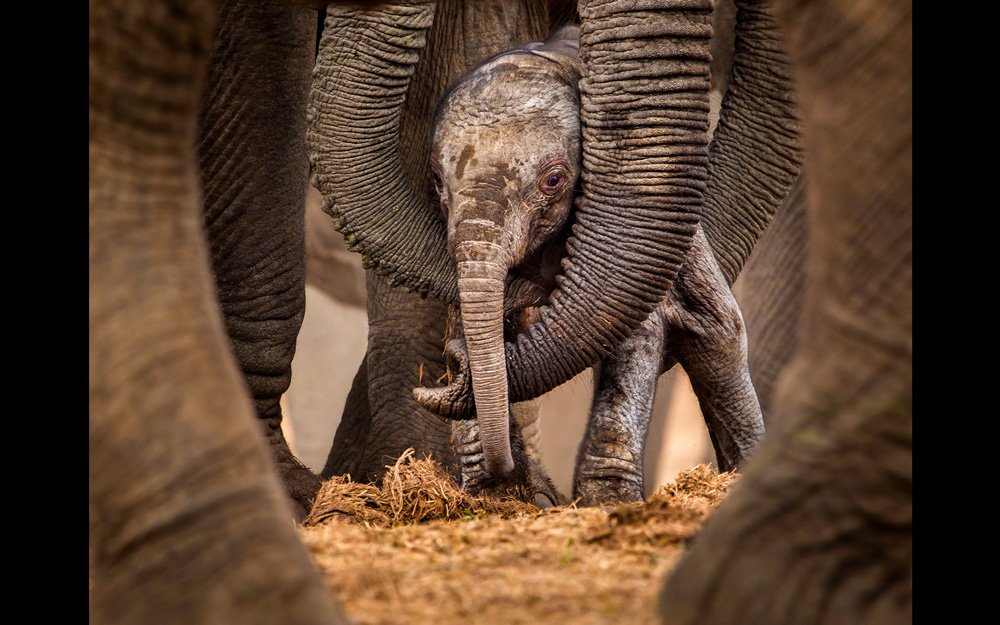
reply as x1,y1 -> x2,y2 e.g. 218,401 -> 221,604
542,173 -> 563,193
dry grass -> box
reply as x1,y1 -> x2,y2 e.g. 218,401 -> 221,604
300,454 -> 738,625
303,449 -> 537,528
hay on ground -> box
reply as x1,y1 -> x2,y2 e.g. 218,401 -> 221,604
300,460 -> 740,625
303,448 -> 537,528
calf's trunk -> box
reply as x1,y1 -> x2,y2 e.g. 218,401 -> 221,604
453,215 -> 516,478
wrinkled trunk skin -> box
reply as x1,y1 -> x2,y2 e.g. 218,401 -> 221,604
504,0 -> 712,402
443,303 -> 563,503
456,258 -> 514,477
701,0 -> 803,285
658,0 -> 911,622
89,2 -> 346,623
451,399 -> 561,506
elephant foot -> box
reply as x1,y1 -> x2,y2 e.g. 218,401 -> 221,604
454,424 -> 565,508
573,455 -> 645,507
261,421 -> 322,521
271,446 -> 322,522
573,476 -> 645,507
461,457 -> 564,509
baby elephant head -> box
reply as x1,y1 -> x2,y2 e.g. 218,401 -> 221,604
418,25 -> 582,480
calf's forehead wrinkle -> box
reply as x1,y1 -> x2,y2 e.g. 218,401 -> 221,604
435,120 -> 579,192
431,59 -> 579,174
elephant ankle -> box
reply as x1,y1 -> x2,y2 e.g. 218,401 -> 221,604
573,460 -> 645,506
267,440 -> 321,521
574,477 -> 644,507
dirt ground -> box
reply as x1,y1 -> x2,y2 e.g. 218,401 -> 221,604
300,454 -> 738,625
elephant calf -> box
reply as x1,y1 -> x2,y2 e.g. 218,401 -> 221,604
414,25 -> 766,505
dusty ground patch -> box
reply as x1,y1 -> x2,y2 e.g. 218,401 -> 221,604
300,454 -> 737,625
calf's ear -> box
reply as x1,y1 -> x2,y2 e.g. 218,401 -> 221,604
526,24 -> 582,84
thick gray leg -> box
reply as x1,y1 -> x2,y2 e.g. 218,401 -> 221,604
197,2 -> 319,518
573,311 -> 666,506
573,226 -> 764,506
664,228 -> 764,471
348,271 -> 456,483
513,400 -> 544,471
320,357 -> 370,479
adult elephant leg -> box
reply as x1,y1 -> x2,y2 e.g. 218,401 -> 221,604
89,1 -> 345,622
320,356 -> 370,479
658,0 -> 912,622
730,170 -> 807,420
197,0 -> 319,518
512,400 -> 545,483
663,228 -> 764,472
347,271 -> 456,483
573,311 -> 666,506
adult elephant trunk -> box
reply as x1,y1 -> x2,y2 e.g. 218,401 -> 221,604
701,0 -> 803,286
308,1 -> 457,302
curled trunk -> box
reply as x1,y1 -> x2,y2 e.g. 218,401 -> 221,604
308,1 -> 456,301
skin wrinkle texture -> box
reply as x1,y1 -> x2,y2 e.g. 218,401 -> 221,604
415,24 -> 765,504
90,2 -> 350,623
94,0 -> 760,610
658,0 -> 911,622
317,1 -> 717,422
317,0 -> 557,486
92,0 -> 907,620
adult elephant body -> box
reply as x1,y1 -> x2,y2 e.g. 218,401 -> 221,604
658,0 -> 912,623
90,1 -> 346,622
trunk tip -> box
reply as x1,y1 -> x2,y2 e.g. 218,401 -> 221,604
485,452 -> 515,480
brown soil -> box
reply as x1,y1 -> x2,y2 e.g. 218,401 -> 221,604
300,452 -> 738,625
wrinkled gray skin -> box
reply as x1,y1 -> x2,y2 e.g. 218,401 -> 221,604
416,26 -> 764,505
90,1 -> 348,623
310,0 -> 725,441
576,226 -> 763,504
420,26 -> 763,505
657,0 -> 912,623
91,0 -> 908,622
